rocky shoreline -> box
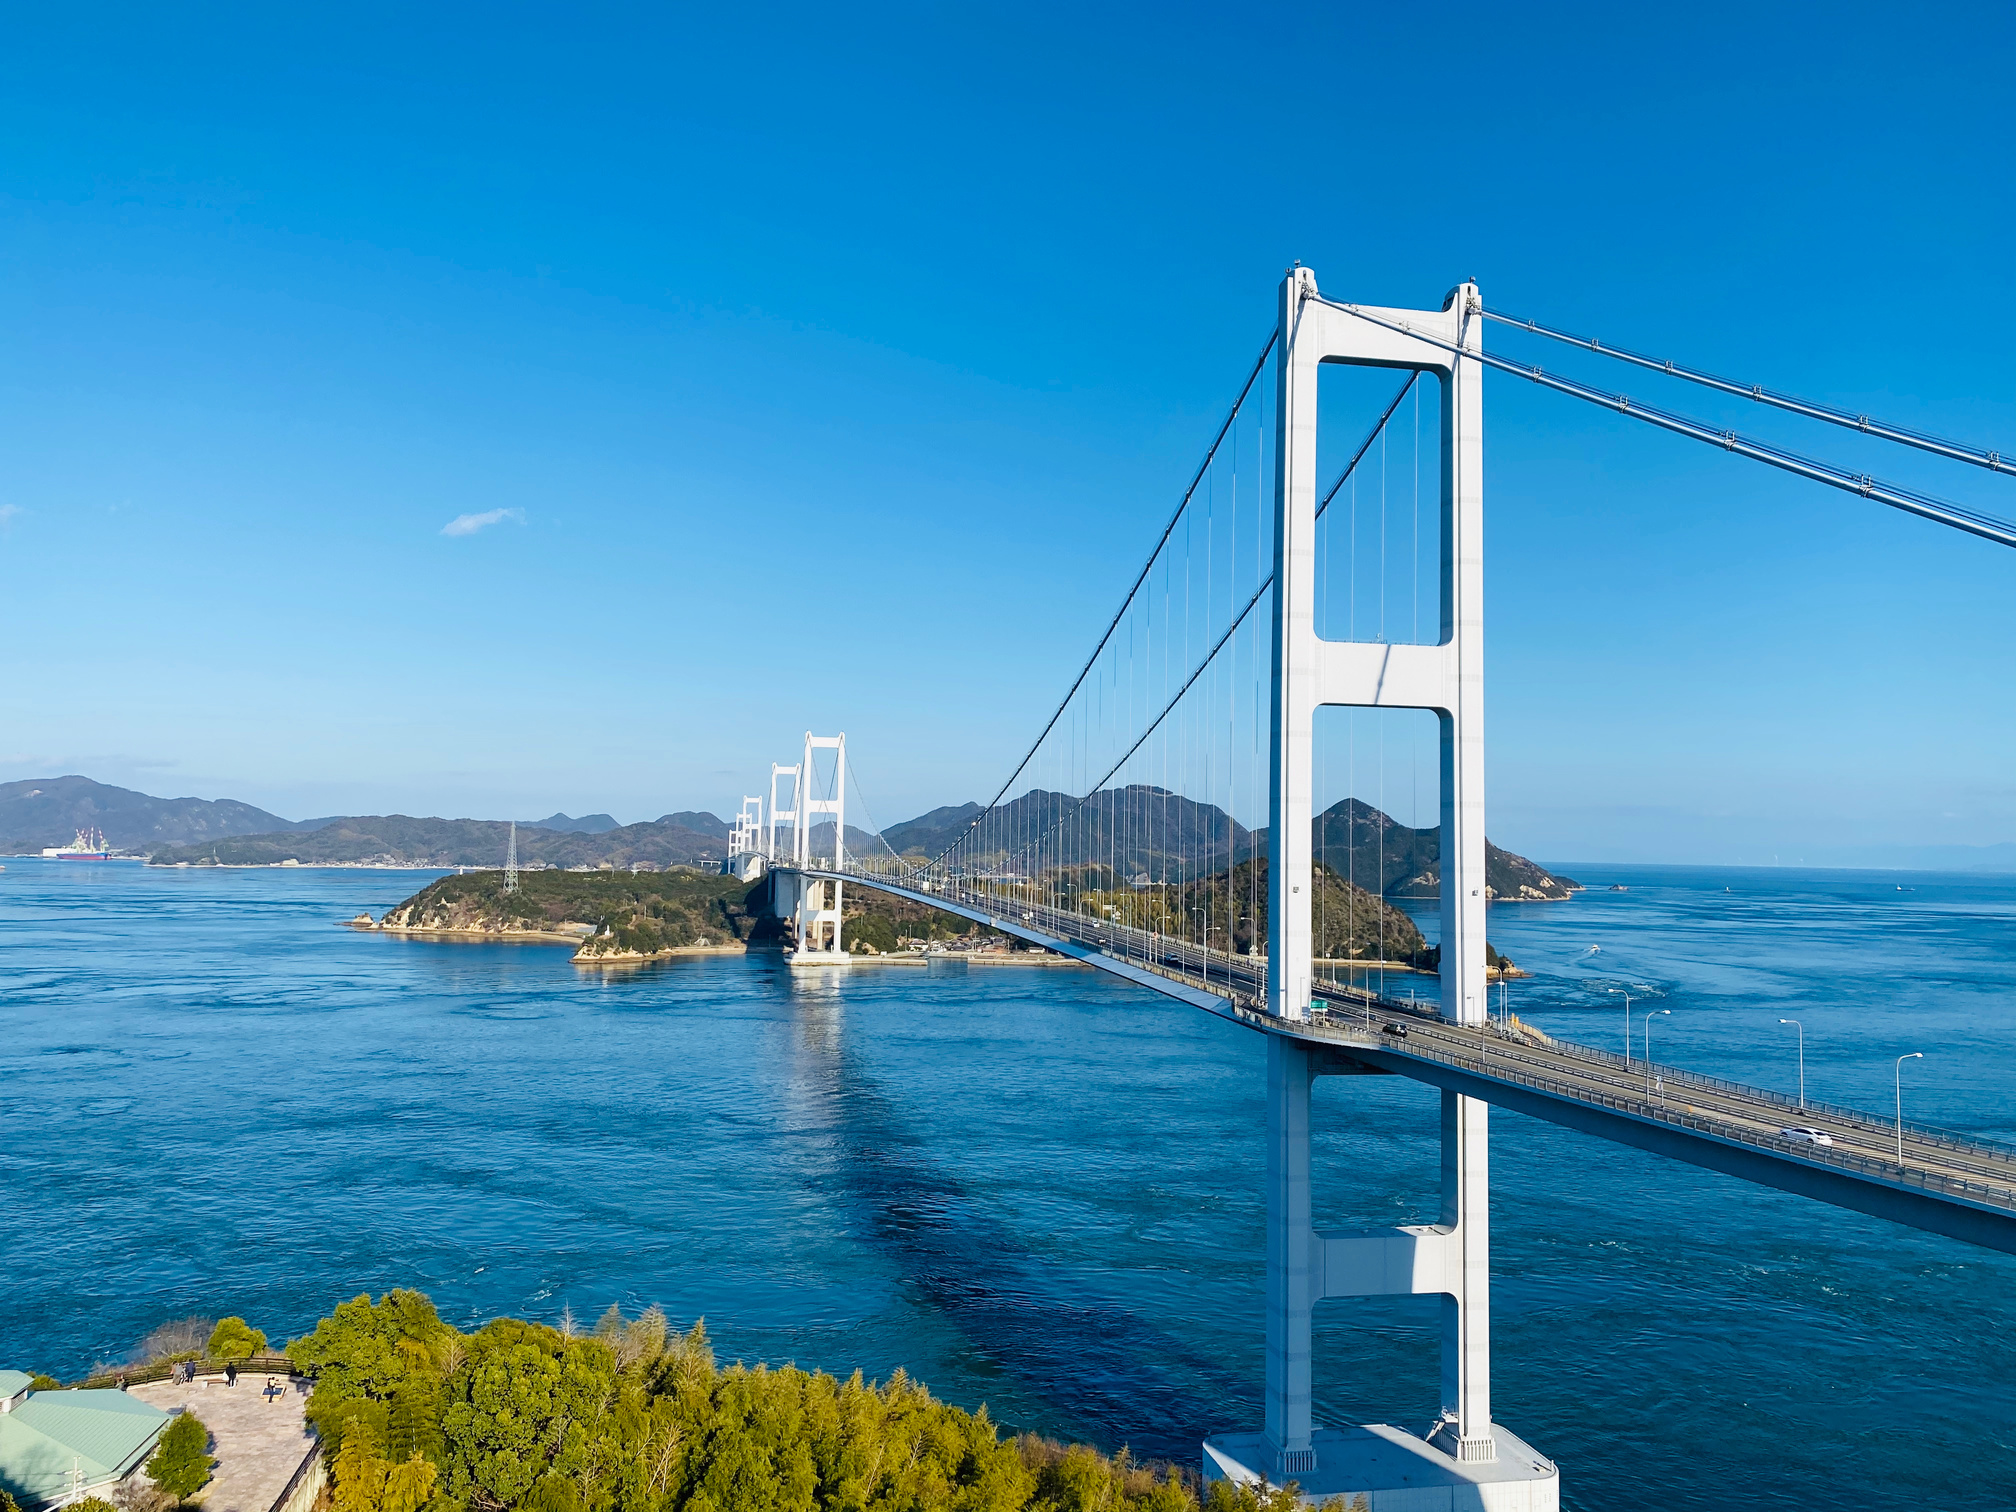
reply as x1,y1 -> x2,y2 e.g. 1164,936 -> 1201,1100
572,940 -> 750,966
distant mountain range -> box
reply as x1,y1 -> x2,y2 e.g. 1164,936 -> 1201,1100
17,773 -> 2004,885
94,775 -> 1575,895
529,812 -> 621,834
147,815 -> 730,869
876,786 -> 1576,901
0,776 -> 312,852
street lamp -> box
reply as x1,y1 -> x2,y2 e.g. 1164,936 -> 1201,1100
1642,1008 -> 1671,1093
1606,984 -> 1658,1064
1778,1018 -> 1806,1109
1895,1052 -> 1924,1166
1607,987 -> 1636,1062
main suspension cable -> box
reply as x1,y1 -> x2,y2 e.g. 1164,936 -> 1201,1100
985,374 -> 1419,873
1318,297 -> 2016,550
924,329 -> 1278,872
1484,307 -> 2013,479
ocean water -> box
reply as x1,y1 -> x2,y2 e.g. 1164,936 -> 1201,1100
1,857 -> 2013,1510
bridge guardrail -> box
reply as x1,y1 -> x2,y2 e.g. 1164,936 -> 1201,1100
810,862 -> 2016,1174
1471,1017 -> 2016,1162
72,1352 -> 303,1390
1321,1025 -> 2016,1210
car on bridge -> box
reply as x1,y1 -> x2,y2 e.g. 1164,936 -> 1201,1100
1780,1126 -> 1835,1147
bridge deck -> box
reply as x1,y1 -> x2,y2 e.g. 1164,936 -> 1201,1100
794,865 -> 2016,1255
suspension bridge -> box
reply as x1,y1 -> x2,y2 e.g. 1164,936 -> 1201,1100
730,268 -> 2016,1509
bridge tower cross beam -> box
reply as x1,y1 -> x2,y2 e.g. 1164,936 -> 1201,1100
1256,267 -> 1513,1484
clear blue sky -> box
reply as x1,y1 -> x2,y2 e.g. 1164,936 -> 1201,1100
2,3 -> 2010,862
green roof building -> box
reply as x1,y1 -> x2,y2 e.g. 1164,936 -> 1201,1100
0,1384 -> 172,1510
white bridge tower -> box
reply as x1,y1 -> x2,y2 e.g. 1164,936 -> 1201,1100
726,796 -> 766,881
781,731 -> 851,966
1205,269 -> 1557,1508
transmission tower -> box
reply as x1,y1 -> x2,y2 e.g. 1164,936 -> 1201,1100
504,820 -> 519,893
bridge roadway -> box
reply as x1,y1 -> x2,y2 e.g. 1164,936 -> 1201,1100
798,864 -> 2016,1256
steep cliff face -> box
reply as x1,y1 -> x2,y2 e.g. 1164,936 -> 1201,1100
1482,843 -> 1579,901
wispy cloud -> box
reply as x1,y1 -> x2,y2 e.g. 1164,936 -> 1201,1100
0,505 -> 22,528
440,507 -> 525,537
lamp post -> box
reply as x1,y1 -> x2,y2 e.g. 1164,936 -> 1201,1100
1895,1052 -> 1924,1166
1643,1008 -> 1671,1094
1608,987 -> 1636,1063
1778,1018 -> 1806,1109
1607,984 -> 1658,1065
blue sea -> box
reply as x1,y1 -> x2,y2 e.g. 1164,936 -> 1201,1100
2,857 -> 2013,1510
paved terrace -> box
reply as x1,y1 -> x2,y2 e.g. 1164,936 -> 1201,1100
805,864 -> 2016,1255
129,1375 -> 313,1512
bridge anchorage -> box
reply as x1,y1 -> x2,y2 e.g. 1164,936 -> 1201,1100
762,264 -> 2016,1508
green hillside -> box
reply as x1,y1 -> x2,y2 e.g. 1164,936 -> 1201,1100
0,775 -> 300,852
870,790 -> 1576,901
379,868 -> 771,953
149,814 -> 727,868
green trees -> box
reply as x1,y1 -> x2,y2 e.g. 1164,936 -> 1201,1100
206,1317 -> 268,1360
333,1415 -> 439,1512
146,1412 -> 215,1499
1178,858 -> 1432,965
292,1291 -> 1326,1512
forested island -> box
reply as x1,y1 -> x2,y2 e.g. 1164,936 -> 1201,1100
370,869 -> 770,962
366,869 -> 1001,964
364,860 -> 1531,975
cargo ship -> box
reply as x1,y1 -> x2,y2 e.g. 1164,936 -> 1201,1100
43,827 -> 112,860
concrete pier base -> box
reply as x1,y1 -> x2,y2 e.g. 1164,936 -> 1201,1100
786,950 -> 853,967
1203,1425 -> 1558,1511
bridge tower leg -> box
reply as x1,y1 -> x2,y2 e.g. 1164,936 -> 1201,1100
1206,268 -> 1556,1506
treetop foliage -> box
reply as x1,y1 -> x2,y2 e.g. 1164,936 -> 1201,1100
288,1292 -> 1324,1512
207,1317 -> 269,1360
146,1411 -> 215,1499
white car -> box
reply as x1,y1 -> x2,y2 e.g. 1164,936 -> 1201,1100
1780,1126 -> 1834,1147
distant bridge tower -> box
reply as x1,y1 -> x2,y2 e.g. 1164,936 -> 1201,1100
768,761 -> 799,861
786,731 -> 849,963
504,820 -> 519,894
1206,270 -> 1557,1507
725,796 -> 767,881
